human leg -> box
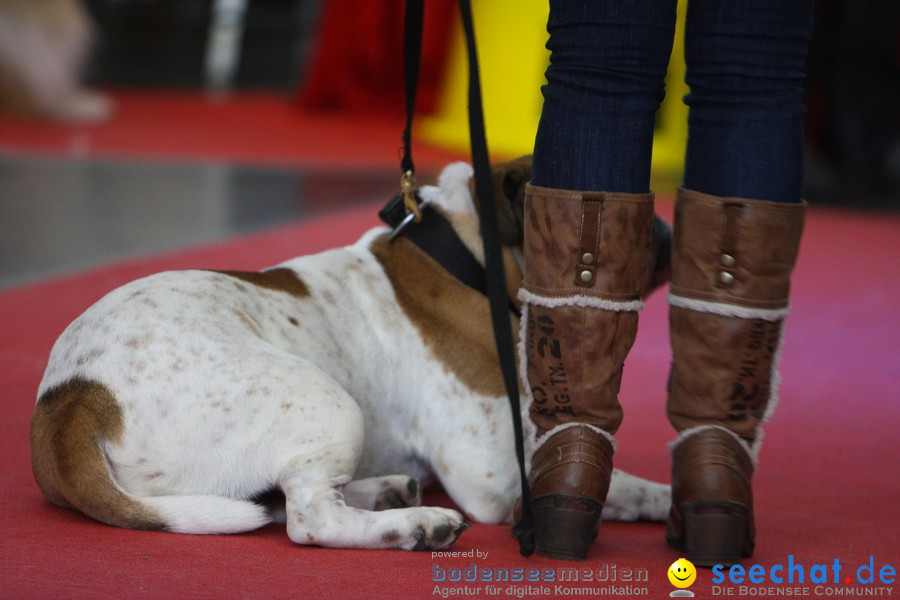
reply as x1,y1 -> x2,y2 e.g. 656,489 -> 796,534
667,0 -> 814,565
521,0 -> 677,560
682,0 -> 814,203
533,0 -> 678,192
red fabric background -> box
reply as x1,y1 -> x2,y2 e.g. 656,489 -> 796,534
298,0 -> 457,116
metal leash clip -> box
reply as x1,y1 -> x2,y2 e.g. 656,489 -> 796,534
388,171 -> 431,240
401,170 -> 421,221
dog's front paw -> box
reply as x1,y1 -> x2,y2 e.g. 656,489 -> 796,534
394,508 -> 469,551
603,469 -> 671,522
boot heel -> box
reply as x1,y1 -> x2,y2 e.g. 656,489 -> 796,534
533,495 -> 602,561
681,501 -> 748,567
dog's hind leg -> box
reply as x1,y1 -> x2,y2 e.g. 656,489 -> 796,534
281,472 -> 466,550
262,359 -> 467,549
343,476 -> 423,511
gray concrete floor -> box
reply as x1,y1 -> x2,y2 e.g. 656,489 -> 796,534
0,153 -> 398,289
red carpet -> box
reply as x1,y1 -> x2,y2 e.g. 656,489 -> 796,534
1,199 -> 898,598
0,89 -> 466,170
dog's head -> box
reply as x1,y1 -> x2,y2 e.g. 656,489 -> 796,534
476,155 -> 532,307
417,158 -> 530,305
469,155 -> 532,248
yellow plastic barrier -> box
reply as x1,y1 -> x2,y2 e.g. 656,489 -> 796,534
419,0 -> 689,178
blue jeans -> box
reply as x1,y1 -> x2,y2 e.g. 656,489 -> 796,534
531,0 -> 814,203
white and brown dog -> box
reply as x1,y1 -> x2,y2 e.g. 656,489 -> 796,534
31,157 -> 670,551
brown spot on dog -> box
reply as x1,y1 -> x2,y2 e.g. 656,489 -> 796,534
30,378 -> 167,531
216,268 -> 310,298
371,235 -> 513,398
287,316 -> 299,327
381,529 -> 402,544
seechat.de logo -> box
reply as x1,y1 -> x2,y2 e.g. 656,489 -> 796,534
710,555 -> 896,597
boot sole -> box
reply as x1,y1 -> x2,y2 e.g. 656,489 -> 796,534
675,500 -> 750,567
533,495 -> 602,561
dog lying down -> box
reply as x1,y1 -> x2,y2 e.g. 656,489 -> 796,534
31,157 -> 671,551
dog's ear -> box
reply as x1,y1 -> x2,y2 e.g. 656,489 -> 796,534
469,155 -> 532,246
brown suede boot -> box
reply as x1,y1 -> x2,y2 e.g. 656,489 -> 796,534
518,184 -> 653,560
665,188 -> 806,566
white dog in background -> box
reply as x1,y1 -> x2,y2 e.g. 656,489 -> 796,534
30,158 -> 670,551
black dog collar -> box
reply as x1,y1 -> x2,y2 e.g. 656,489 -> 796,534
379,191 -> 519,318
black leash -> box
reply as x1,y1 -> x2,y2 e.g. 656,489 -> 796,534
379,0 -> 495,306
381,0 -> 535,556
456,0 -> 534,556
399,0 -> 422,179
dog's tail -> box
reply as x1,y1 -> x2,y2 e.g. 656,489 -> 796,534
30,377 -> 271,534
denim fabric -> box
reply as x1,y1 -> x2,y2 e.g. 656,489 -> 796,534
531,0 -> 814,203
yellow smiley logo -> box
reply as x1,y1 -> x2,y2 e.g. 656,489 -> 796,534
668,558 -> 697,588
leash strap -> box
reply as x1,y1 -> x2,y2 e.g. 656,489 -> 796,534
387,0 -> 536,556
381,0 -> 489,307
457,0 -> 535,556
400,0 -> 423,177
